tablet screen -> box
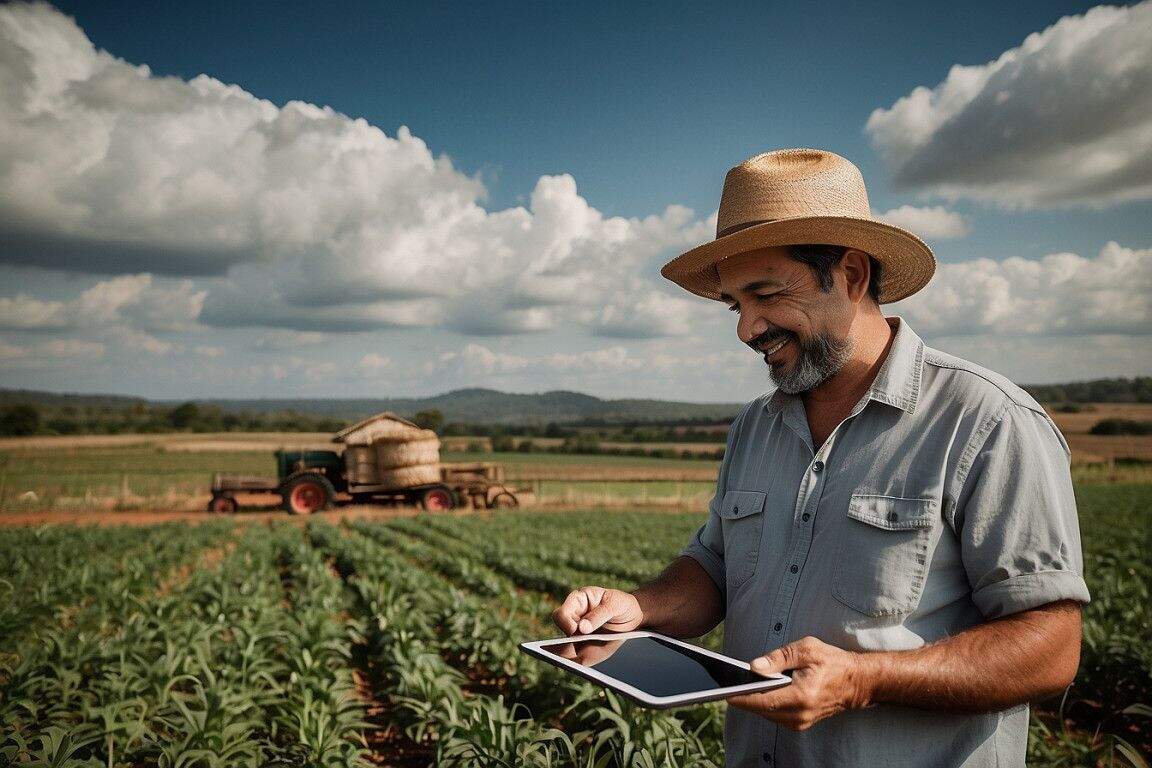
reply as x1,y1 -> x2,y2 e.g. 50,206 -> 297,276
535,635 -> 763,697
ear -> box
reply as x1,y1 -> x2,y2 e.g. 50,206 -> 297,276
840,249 -> 872,304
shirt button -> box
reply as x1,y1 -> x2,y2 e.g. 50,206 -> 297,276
812,460 -> 824,473
888,511 -> 899,522
789,564 -> 798,573
773,622 -> 782,632
762,753 -> 773,763
801,512 -> 811,522
733,506 -> 739,515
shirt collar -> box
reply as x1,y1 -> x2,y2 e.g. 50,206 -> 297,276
764,315 -> 925,416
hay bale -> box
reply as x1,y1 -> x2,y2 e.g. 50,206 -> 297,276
376,463 -> 440,489
374,438 -> 440,470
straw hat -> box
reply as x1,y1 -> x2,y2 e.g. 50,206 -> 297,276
661,148 -> 935,303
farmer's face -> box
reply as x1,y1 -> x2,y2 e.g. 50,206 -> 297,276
717,247 -> 855,394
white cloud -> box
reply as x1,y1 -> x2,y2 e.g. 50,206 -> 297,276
866,2 -> 1152,207
890,242 -> 1152,336
0,3 -> 709,340
356,352 -> 391,372
0,340 -> 26,360
112,326 -> 175,355
0,295 -> 68,329
251,330 -> 327,351
39,338 -> 105,358
876,206 -> 969,239
0,273 -> 204,331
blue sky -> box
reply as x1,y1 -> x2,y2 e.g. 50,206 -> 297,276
1,0 -> 1149,400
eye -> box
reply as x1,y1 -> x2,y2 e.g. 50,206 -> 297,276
755,293 -> 778,303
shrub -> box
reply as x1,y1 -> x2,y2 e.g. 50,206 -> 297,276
1088,419 -> 1152,436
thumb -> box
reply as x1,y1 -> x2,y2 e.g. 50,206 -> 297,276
750,638 -> 818,676
577,601 -> 620,634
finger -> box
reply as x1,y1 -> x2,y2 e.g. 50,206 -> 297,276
574,587 -> 607,634
552,590 -> 590,634
727,686 -> 805,716
577,602 -> 619,634
751,637 -> 821,676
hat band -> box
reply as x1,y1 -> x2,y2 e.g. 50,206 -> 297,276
716,218 -> 774,239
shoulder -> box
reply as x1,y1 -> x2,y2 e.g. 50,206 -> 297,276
922,345 -> 1069,456
921,345 -> 1047,417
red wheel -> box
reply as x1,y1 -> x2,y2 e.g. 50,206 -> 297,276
489,491 -> 518,509
282,473 -> 333,515
208,496 -> 238,513
420,486 -> 455,512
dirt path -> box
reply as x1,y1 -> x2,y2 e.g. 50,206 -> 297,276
0,506 -> 429,527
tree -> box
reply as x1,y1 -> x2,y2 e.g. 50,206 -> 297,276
169,401 -> 200,430
0,404 -> 41,436
413,409 -> 444,433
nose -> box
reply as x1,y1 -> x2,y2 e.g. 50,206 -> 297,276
737,312 -> 769,345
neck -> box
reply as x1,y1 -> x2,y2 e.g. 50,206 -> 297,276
803,312 -> 895,410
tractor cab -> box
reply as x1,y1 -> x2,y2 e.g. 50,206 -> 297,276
275,449 -> 346,491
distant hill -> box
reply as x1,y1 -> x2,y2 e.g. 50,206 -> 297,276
0,386 -> 743,426
3,377 -> 1149,428
194,388 -> 744,424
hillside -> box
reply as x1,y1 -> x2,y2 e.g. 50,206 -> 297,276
3,376 -> 1149,429
0,387 -> 743,426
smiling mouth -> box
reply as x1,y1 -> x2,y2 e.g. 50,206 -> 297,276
759,338 -> 788,360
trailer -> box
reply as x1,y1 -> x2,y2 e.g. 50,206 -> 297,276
207,415 -> 528,514
209,457 -> 525,514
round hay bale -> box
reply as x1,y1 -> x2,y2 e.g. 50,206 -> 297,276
369,427 -> 438,444
374,438 -> 441,470
376,463 -> 440,489
343,445 -> 379,484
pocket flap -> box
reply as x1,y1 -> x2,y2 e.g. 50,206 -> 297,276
847,494 -> 936,530
717,490 -> 767,520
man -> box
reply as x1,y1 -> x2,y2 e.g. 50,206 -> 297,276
552,149 -> 1090,767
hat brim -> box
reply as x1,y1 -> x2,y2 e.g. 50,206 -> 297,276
660,215 -> 935,304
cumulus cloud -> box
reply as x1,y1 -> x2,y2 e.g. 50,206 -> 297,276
890,242 -> 1152,336
876,206 -> 968,239
2,337 -> 107,360
357,352 -> 390,372
251,330 -> 327,351
0,3 -> 709,340
0,274 -> 204,331
866,2 -> 1152,207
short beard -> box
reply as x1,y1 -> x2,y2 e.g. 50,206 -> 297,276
768,331 -> 854,394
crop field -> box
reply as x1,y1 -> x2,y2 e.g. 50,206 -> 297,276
1,483 -> 1149,767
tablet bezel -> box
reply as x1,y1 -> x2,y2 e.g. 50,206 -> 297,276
519,630 -> 791,708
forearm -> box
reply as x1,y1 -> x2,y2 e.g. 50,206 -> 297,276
858,601 -> 1082,712
632,556 -> 724,639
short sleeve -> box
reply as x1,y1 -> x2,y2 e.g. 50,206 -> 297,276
678,401 -> 753,602
951,403 -> 1091,619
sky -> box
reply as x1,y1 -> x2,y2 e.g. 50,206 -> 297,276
0,0 -> 1149,402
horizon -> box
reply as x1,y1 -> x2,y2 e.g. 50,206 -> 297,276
4,374 -> 1148,408
1,1 -> 1149,400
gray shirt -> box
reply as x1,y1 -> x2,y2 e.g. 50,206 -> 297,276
681,316 -> 1090,768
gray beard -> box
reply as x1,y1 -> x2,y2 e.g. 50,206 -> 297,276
768,331 -> 854,394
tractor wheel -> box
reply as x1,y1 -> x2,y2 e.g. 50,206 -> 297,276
489,491 -> 518,509
419,485 -> 455,512
208,495 -> 238,513
282,473 -> 334,515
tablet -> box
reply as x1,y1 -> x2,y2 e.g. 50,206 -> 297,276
519,630 -> 790,708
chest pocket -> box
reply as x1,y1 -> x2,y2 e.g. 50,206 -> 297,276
718,489 -> 768,591
832,494 -> 938,617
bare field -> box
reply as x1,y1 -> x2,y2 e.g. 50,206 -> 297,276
1046,402 -> 1152,433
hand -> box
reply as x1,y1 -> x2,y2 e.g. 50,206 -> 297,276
726,636 -> 874,731
551,637 -> 626,666
552,586 -> 644,635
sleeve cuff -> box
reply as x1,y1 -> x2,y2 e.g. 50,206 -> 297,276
679,541 -> 727,603
971,570 -> 1091,619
